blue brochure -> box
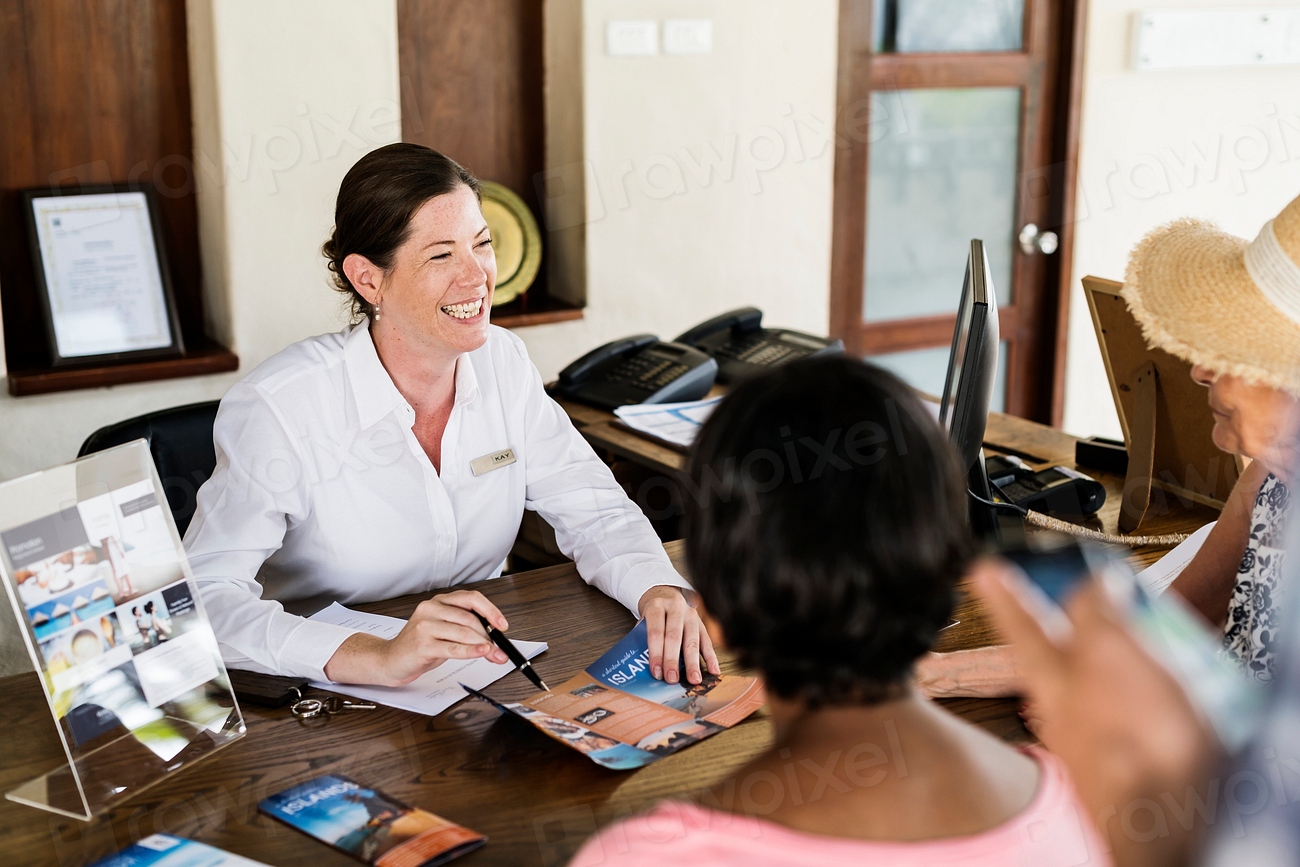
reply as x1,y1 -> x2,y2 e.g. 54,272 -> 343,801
259,774 -> 485,866
88,835 -> 268,866
466,620 -> 765,770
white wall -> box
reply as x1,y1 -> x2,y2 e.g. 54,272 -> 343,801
0,0 -> 401,675
10,0 -> 1293,467
516,0 -> 840,380
1062,0 -> 1300,437
0,0 -> 400,483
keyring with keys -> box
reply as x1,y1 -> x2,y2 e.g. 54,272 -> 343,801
291,692 -> 378,720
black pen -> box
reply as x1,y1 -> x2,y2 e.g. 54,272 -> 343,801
475,612 -> 550,691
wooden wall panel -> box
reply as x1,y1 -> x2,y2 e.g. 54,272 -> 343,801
397,0 -> 546,216
0,0 -> 203,371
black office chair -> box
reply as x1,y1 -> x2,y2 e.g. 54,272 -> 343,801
77,401 -> 222,536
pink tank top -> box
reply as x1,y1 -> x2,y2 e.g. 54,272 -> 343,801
570,748 -> 1110,867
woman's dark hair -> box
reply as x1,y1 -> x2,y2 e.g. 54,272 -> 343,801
322,143 -> 480,322
683,356 -> 971,707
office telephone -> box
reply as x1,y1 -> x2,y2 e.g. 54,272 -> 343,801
548,334 -> 718,410
674,307 -> 844,383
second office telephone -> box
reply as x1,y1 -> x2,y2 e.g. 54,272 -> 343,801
674,307 -> 843,383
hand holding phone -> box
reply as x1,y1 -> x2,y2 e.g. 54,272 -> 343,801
970,562 -> 1225,867
1000,534 -> 1264,751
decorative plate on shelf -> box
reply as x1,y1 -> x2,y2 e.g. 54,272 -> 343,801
479,181 -> 542,307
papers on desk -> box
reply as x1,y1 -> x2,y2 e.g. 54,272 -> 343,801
1136,521 -> 1216,596
308,603 -> 547,716
613,396 -> 722,450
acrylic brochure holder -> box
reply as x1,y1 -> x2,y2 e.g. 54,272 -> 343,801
0,440 -> 245,820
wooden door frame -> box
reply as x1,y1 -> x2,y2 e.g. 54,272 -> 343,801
829,0 -> 1089,425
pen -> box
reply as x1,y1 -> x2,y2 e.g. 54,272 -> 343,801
475,612 -> 550,691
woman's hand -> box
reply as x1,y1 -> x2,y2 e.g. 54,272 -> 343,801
972,558 -> 1220,867
324,590 -> 509,687
914,645 -> 1022,698
638,585 -> 721,685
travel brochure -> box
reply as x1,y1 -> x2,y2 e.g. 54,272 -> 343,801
260,775 -> 485,866
0,475 -> 234,755
467,619 -> 765,769
88,834 -> 269,867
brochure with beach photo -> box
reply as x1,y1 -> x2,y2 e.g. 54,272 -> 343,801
259,775 -> 485,867
467,619 -> 765,770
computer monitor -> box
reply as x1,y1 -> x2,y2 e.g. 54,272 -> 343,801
938,239 -> 1003,539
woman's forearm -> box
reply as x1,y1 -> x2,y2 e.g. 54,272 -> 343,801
1168,460 -> 1266,627
915,645 -> 1022,698
322,632 -> 393,685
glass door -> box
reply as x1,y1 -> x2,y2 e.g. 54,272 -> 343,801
830,0 -> 1083,421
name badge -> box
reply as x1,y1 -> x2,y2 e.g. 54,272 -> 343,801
470,448 -> 517,476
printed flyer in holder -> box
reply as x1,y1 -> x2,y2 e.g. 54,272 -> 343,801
0,440 -> 244,820
467,620 -> 765,769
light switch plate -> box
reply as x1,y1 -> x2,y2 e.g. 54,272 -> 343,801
663,19 -> 713,55
607,20 -> 658,57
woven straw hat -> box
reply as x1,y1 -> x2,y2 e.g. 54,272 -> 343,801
1122,193 -> 1300,397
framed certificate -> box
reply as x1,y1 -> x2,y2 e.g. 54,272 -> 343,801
22,185 -> 185,366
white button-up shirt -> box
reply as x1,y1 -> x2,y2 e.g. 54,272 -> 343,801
184,321 -> 688,680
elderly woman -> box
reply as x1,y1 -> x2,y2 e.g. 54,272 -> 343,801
921,192 -> 1300,696
185,143 -> 718,687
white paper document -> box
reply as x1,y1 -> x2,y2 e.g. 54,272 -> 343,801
307,602 -> 548,716
613,396 -> 723,449
1136,521 -> 1216,596
31,192 -> 173,357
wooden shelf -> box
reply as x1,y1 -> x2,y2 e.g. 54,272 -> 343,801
6,339 -> 239,397
492,293 -> 584,329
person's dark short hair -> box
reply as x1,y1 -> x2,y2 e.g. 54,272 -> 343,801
683,356 -> 971,707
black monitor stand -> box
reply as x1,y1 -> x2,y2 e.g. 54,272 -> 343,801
969,449 -> 1025,545
968,449 -> 1000,541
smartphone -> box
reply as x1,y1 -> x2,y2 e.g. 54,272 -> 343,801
1002,534 -> 1264,751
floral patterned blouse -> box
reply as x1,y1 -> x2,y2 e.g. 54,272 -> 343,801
1222,475 -> 1291,684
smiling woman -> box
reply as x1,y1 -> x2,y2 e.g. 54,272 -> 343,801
183,144 -> 717,690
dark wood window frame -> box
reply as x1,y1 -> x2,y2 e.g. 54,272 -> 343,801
829,0 -> 1088,424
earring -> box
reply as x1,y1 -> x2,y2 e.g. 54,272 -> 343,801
373,301 -> 381,322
